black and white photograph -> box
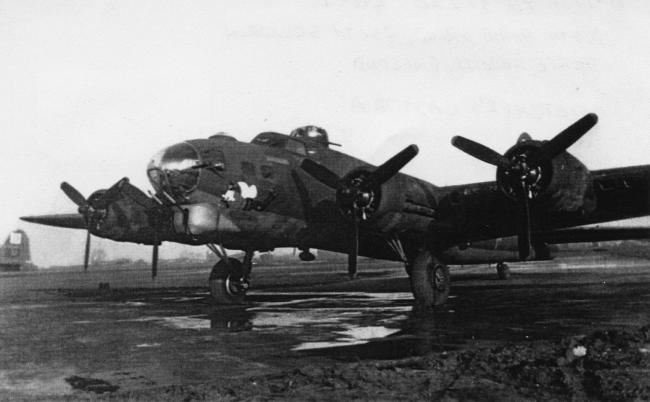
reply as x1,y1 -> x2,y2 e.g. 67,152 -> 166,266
2,0 -> 650,400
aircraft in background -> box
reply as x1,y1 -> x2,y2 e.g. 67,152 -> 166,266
21,115 -> 650,308
0,229 -> 33,272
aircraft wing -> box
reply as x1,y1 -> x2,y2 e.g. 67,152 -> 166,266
466,226 -> 650,253
539,226 -> 650,244
21,213 -> 86,229
20,178 -> 169,242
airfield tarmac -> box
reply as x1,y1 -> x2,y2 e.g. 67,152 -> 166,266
1,254 -> 650,401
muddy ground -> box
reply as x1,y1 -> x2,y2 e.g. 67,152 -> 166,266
1,254 -> 649,401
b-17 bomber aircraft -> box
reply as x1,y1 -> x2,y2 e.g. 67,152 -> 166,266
21,114 -> 650,308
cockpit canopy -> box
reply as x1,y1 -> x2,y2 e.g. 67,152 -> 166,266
250,125 -> 331,151
289,125 -> 330,147
147,142 -> 207,200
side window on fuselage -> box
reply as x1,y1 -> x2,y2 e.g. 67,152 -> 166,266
286,139 -> 306,156
199,148 -> 226,171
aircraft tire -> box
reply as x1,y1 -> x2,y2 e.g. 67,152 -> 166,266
209,258 -> 247,304
409,250 -> 450,308
496,262 -> 510,280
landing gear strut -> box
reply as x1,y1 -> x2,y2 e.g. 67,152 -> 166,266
207,244 -> 254,304
409,250 -> 450,309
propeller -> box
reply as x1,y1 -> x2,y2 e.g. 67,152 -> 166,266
451,113 -> 598,260
152,236 -> 159,280
60,179 -> 127,271
83,230 -> 91,272
301,144 -> 419,278
447,136 -> 510,169
60,178 -> 163,278
300,159 -> 341,189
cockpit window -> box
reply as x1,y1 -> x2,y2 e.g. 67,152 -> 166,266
286,139 -> 306,155
290,125 -> 330,147
147,142 -> 202,200
251,132 -> 287,148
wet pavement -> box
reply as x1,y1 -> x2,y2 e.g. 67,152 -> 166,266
1,254 -> 650,400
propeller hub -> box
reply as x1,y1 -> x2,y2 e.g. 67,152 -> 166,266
336,170 -> 379,220
497,144 -> 551,201
356,190 -> 373,208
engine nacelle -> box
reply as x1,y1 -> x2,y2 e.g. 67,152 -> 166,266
361,174 -> 436,233
543,151 -> 594,214
497,141 -> 595,214
89,190 -> 167,245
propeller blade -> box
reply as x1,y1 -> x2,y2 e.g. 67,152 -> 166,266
61,182 -> 88,207
151,242 -> 159,279
83,230 -> 91,272
517,235 -> 530,260
538,113 -> 598,161
517,184 -> 533,260
370,144 -> 419,185
348,218 -> 359,279
300,158 -> 342,189
451,136 -> 510,168
92,178 -> 128,209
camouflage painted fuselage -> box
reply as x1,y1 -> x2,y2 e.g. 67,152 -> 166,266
91,131 -> 650,263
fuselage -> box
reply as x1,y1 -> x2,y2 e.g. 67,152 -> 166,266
143,130 -> 650,261
146,132 -> 437,257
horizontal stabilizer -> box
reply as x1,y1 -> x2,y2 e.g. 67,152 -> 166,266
20,214 -> 86,229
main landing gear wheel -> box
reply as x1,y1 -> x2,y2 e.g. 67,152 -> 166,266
496,262 -> 510,280
409,250 -> 450,309
209,258 -> 248,304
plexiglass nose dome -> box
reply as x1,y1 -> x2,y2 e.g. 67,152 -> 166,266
147,142 -> 202,200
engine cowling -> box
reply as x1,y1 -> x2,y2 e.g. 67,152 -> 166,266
361,174 -> 435,234
496,140 -> 594,214
89,188 -> 170,245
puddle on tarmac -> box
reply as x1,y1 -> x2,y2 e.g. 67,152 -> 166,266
0,369 -> 73,396
142,292 -> 416,352
173,297 -> 205,302
0,304 -> 50,311
40,290 -> 519,360
64,291 -> 485,359
292,325 -> 402,350
160,315 -> 211,330
135,343 -> 161,348
124,301 -> 147,306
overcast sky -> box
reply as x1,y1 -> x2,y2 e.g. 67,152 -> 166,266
2,0 -> 650,267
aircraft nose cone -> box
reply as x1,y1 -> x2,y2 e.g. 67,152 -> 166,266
147,142 -> 202,201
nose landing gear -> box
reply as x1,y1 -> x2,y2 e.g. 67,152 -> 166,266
207,244 -> 254,304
